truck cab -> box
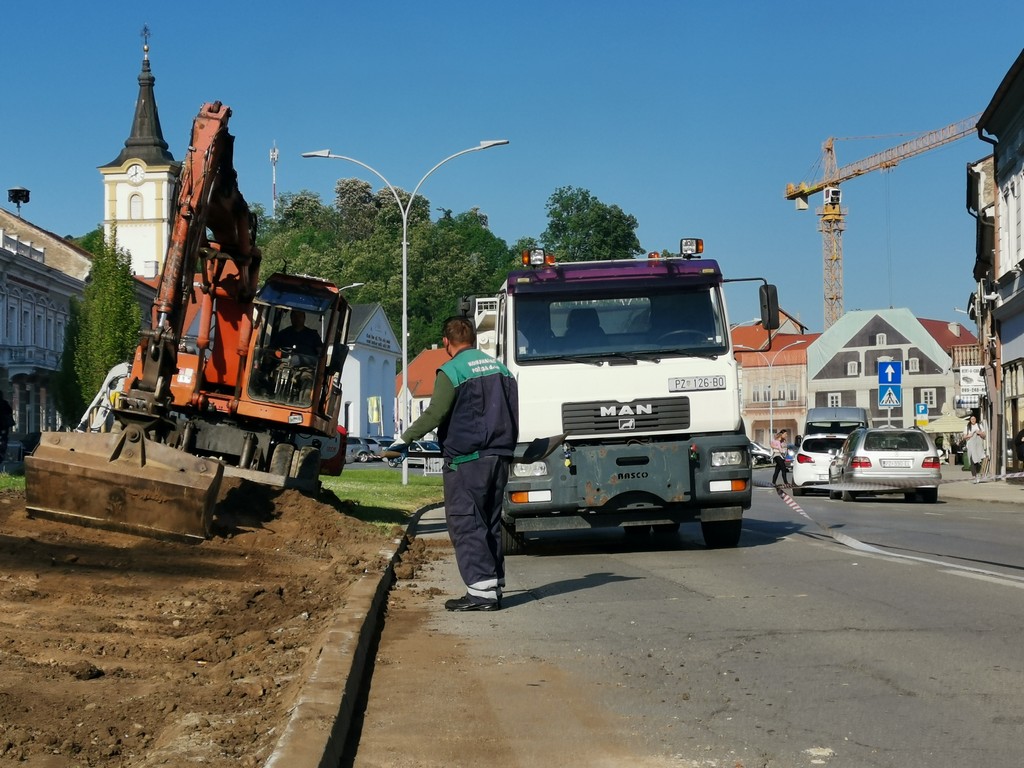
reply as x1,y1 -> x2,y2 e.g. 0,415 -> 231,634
473,241 -> 778,553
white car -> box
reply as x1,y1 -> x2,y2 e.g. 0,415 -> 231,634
790,434 -> 847,496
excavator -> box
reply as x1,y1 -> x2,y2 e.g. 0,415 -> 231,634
25,102 -> 352,543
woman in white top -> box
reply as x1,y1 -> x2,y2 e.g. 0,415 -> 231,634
962,414 -> 987,482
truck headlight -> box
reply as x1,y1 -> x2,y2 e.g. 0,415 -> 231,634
710,449 -> 746,467
512,461 -> 548,478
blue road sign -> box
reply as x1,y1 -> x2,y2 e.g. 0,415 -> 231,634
879,385 -> 902,408
878,361 -> 902,387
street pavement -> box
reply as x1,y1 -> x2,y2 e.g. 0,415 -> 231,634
269,461 -> 1021,766
936,462 -> 1024,505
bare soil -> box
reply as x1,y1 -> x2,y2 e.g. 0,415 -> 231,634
0,479 -> 395,767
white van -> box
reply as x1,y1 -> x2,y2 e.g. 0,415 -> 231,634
803,407 -> 869,437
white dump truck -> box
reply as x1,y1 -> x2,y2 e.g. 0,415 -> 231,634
466,239 -> 779,553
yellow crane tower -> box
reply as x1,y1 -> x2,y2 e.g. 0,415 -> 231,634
785,114 -> 981,329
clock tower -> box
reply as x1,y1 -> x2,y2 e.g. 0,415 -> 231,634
98,38 -> 180,278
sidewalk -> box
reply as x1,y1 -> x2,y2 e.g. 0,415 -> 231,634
938,463 -> 1024,505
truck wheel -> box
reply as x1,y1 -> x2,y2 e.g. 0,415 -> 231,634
292,446 -> 321,482
701,519 -> 742,549
270,444 -> 295,477
501,522 -> 525,556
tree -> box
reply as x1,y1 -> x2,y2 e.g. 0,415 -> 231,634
74,233 -> 142,406
540,186 -> 643,262
52,298 -> 86,426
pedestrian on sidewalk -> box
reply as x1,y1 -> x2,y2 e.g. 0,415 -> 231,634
962,414 -> 987,483
385,316 -> 519,612
770,429 -> 790,487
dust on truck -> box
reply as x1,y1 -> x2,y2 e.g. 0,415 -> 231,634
469,239 -> 779,553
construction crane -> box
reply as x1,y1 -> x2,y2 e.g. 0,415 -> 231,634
785,113 -> 981,329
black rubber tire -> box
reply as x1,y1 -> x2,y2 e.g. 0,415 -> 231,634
357,451 -> 370,463
829,489 -> 841,500
651,523 -> 680,534
270,443 -> 295,477
919,488 -> 938,503
841,490 -> 857,502
292,446 -> 321,482
701,519 -> 742,549
500,522 -> 525,556
791,486 -> 805,497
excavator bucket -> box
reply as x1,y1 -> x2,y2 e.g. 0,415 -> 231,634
25,425 -> 224,544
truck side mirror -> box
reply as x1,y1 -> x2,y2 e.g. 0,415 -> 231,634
760,285 -> 780,330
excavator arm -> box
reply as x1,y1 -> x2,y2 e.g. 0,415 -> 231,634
128,101 -> 261,420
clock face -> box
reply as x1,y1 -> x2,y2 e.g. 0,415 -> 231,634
127,164 -> 145,184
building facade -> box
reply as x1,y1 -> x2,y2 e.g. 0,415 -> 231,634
0,211 -> 90,442
340,303 -> 400,439
977,48 -> 1024,472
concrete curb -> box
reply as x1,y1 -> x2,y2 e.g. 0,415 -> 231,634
264,502 -> 441,768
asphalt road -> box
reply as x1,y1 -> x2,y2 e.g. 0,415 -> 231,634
353,475 -> 1024,768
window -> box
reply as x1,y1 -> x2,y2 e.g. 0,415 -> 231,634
827,392 -> 842,407
846,361 -> 858,376
907,357 -> 919,373
130,193 -> 143,220
875,333 -> 887,346
788,383 -> 798,401
921,388 -> 936,407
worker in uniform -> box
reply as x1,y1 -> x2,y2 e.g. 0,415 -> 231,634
386,315 -> 519,611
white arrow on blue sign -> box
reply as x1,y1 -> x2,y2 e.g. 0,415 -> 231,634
878,361 -> 902,386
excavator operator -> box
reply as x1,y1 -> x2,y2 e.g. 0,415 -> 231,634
273,310 -> 322,365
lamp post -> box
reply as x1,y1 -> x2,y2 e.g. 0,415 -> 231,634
738,340 -> 806,441
303,141 -> 509,483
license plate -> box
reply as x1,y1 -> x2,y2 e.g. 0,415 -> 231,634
668,375 -> 726,392
881,459 -> 912,468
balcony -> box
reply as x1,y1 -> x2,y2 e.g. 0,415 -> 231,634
950,344 -> 983,369
0,345 -> 60,371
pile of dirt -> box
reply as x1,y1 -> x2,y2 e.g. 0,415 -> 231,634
0,478 -> 398,767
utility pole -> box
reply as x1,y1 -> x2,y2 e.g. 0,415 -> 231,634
270,142 -> 279,216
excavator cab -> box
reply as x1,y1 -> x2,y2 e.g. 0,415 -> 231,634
246,275 -> 348,412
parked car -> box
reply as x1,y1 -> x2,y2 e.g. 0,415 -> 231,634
791,433 -> 847,496
828,426 -> 941,503
387,439 -> 442,468
345,436 -> 377,464
749,441 -> 772,466
363,437 -> 387,461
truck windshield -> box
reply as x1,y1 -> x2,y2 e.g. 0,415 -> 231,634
513,286 -> 728,363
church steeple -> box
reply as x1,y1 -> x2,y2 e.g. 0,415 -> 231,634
103,31 -> 176,168
99,28 -> 181,278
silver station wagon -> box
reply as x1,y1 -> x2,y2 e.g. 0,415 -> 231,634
828,427 -> 942,503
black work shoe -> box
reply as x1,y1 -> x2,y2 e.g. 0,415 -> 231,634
444,595 -> 500,612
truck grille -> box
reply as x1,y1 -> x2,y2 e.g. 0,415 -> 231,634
562,397 -> 690,435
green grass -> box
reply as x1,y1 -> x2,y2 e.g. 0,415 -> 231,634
321,469 -> 443,529
0,473 -> 25,492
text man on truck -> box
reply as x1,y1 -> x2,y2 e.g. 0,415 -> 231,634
466,239 -> 779,554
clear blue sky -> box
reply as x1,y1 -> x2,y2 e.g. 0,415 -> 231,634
3,2 -> 1021,333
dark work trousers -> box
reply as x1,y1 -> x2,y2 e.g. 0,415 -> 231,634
442,455 -> 509,604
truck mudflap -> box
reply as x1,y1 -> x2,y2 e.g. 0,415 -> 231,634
25,426 -> 224,544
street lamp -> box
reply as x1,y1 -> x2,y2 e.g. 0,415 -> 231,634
303,141 -> 509,484
737,340 -> 806,440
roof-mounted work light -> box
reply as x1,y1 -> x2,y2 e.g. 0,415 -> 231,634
680,238 -> 704,259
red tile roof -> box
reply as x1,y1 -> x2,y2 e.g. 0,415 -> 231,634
396,346 -> 449,398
